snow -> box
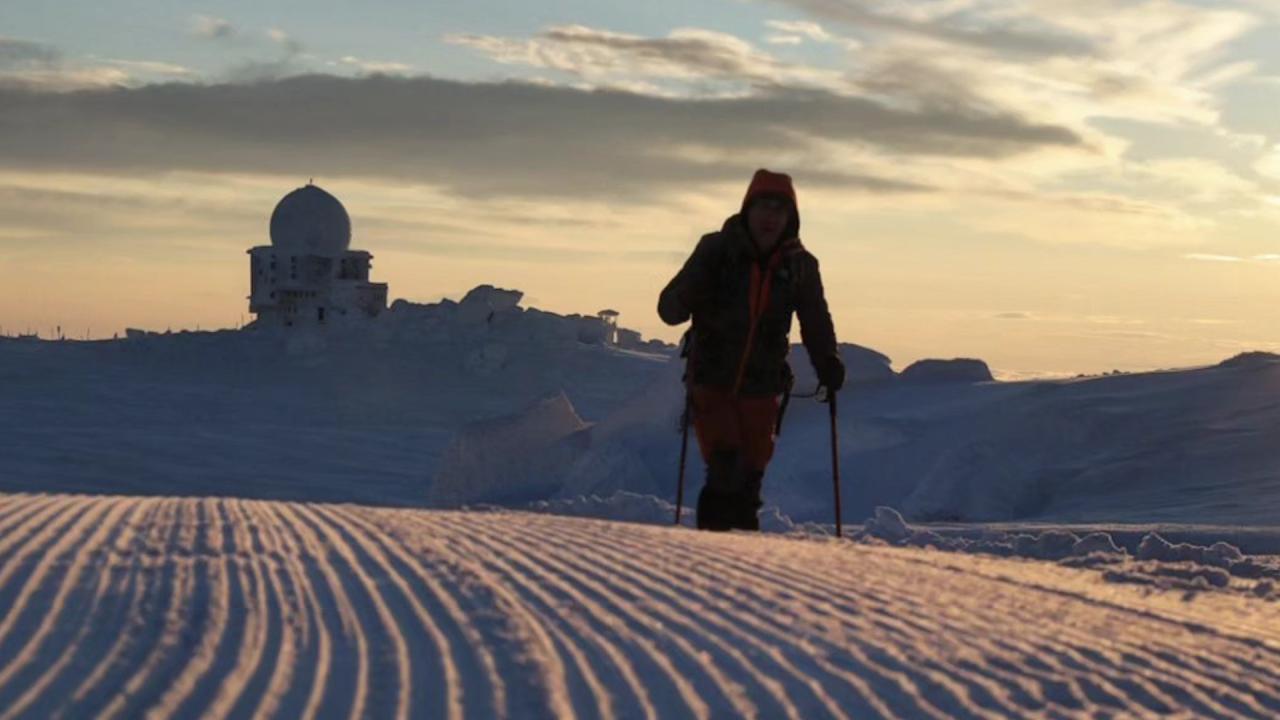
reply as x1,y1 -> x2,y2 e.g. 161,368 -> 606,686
852,504 -> 1280,600
6,288 -> 1280,534
2,493 -> 1280,719
6,286 -> 1280,716
431,391 -> 591,507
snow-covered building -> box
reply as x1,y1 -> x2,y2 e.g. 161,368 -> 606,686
247,184 -> 388,327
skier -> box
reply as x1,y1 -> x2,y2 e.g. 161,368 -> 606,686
659,169 -> 844,531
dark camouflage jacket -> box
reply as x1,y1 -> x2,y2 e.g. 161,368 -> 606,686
658,214 -> 838,396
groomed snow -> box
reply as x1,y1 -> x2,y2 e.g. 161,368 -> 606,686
2,493 -> 1280,719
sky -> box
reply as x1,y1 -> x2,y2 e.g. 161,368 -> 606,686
2,0 -> 1280,377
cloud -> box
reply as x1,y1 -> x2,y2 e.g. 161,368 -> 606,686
338,56 -> 412,75
1184,252 -> 1280,264
994,311 -> 1033,319
765,0 -> 1264,151
96,58 -> 194,78
446,24 -> 849,94
766,0 -> 1096,58
267,28 -> 304,56
192,15 -> 236,40
219,28 -> 311,82
0,74 -> 1083,200
0,36 -> 191,90
1184,253 -> 1244,262
1257,145 -> 1280,180
764,20 -> 861,49
0,37 -> 132,91
0,36 -> 60,67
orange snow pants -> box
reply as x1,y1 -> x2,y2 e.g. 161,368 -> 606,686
690,385 -> 780,472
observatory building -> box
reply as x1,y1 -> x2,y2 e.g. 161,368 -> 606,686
247,184 -> 388,327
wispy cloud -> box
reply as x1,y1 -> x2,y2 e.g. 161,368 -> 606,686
220,27 -> 310,82
1182,252 -> 1280,263
446,24 -> 850,95
0,36 -> 130,90
267,28 -> 304,56
766,0 -> 1096,58
1256,145 -> 1280,180
191,15 -> 236,41
764,20 -> 860,50
94,58 -> 194,78
0,36 -> 60,67
338,56 -> 412,75
1184,253 -> 1246,262
766,0 -> 1264,147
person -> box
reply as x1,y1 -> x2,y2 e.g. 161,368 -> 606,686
658,169 -> 845,531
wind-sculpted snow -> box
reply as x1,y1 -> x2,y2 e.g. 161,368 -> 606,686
3,494 -> 1280,719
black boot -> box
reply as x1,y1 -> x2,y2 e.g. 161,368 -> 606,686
697,450 -> 739,531
730,471 -> 764,531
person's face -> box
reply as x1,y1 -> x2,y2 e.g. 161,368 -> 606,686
746,196 -> 791,250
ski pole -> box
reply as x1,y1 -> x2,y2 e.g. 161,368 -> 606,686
674,391 -> 691,526
829,389 -> 842,538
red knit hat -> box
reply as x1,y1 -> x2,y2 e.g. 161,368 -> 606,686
741,168 -> 800,236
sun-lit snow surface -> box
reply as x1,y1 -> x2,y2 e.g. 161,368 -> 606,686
2,493 -> 1280,720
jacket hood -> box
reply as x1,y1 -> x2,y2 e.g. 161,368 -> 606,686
740,168 -> 800,240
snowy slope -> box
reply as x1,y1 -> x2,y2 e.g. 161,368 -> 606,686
461,351 -> 1280,526
4,291 -> 1280,528
2,492 -> 1279,719
0,300 -> 669,505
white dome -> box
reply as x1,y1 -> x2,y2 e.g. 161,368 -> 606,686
269,184 -> 351,256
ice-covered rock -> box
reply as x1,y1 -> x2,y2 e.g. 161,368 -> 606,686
1136,533 -> 1245,569
899,358 -> 994,384
864,506 -> 911,543
1071,532 -> 1124,557
461,284 -> 523,311
528,491 -> 691,527
455,285 -> 524,326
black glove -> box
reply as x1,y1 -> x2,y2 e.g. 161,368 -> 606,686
816,354 -> 845,392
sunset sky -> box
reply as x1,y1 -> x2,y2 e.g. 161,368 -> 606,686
3,0 -> 1280,377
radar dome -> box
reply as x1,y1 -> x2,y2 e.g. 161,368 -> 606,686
269,184 -> 351,256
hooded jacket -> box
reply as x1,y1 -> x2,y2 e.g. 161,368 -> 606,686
658,171 -> 838,395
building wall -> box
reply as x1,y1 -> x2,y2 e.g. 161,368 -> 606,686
249,246 -> 386,327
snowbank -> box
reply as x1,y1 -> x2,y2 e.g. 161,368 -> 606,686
430,391 -> 591,507
857,506 -> 1280,599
